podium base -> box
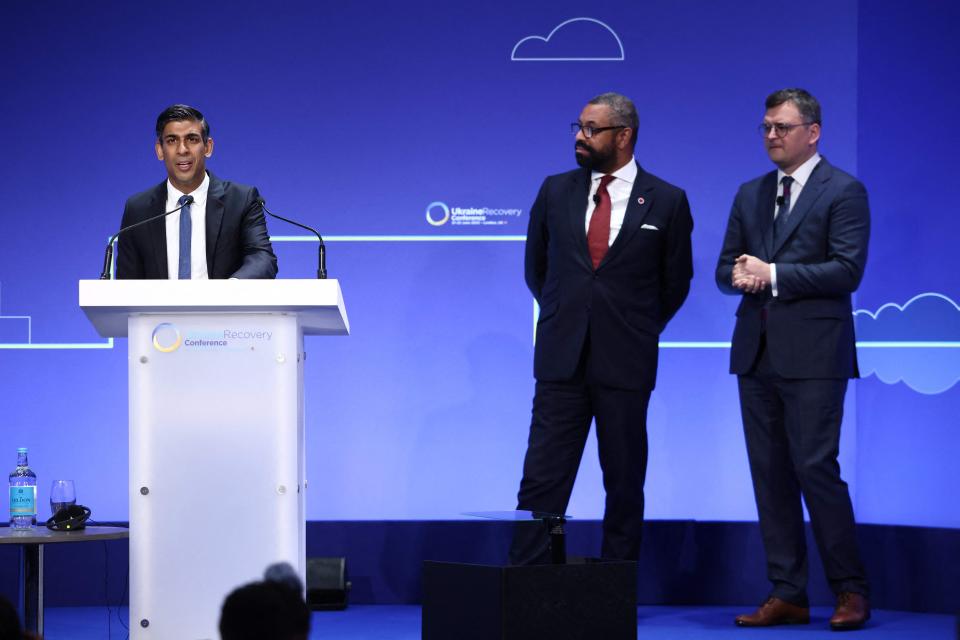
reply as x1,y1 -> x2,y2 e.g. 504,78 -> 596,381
422,558 -> 637,640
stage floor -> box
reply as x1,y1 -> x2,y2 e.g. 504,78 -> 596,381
42,604 -> 955,639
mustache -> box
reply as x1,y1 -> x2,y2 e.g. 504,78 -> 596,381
575,142 -> 592,152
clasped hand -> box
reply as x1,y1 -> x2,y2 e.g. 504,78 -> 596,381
732,254 -> 770,294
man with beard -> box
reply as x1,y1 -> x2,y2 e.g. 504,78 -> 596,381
117,104 -> 277,279
510,92 -> 693,564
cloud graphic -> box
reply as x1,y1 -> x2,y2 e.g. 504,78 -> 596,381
855,292 -> 960,394
511,17 -> 624,61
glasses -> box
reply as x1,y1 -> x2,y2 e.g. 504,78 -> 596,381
758,122 -> 813,138
571,123 -> 625,138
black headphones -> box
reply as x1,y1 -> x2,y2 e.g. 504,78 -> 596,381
45,505 -> 92,531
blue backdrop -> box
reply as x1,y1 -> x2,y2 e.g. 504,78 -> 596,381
0,1 -> 956,528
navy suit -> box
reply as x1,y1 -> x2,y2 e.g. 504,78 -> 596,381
512,162 -> 693,563
117,172 -> 277,279
716,157 -> 870,604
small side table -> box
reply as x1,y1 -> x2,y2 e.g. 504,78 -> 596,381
0,525 -> 129,636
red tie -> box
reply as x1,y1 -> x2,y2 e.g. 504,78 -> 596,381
587,174 -> 616,269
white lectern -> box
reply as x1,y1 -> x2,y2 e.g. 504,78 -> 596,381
80,279 -> 349,640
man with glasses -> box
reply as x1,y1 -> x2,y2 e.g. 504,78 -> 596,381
117,104 -> 277,279
716,88 -> 870,629
510,92 -> 693,564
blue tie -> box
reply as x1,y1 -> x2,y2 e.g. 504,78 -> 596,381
178,195 -> 192,279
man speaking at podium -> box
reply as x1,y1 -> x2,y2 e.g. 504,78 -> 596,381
511,93 -> 694,564
116,104 -> 277,279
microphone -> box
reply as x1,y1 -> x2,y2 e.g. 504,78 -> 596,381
257,199 -> 327,279
100,196 -> 194,279
776,195 -> 785,207
593,193 -> 601,205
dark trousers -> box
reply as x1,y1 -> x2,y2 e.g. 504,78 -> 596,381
738,342 -> 868,606
510,347 -> 651,564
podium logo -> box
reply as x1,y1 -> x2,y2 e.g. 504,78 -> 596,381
152,323 -> 183,353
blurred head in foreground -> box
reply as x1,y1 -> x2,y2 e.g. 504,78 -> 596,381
219,563 -> 310,640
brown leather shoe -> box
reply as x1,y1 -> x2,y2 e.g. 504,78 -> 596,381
735,597 -> 810,626
830,592 -> 870,630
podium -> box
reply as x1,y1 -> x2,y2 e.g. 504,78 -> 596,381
80,279 -> 348,640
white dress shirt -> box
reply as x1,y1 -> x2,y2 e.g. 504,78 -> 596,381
585,156 -> 638,246
164,172 -> 210,280
771,152 -> 821,296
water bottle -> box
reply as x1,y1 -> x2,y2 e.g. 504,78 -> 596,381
9,447 -> 37,529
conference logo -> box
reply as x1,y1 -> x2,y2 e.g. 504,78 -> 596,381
425,201 -> 523,227
152,323 -> 275,352
152,323 -> 182,353
425,201 -> 450,226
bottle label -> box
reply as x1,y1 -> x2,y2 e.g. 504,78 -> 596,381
9,486 -> 36,517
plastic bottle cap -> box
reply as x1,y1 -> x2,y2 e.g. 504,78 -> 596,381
17,448 -> 27,453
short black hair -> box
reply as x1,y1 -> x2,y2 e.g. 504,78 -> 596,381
155,104 -> 210,142
765,88 -> 822,125
588,92 -> 639,147
219,581 -> 310,640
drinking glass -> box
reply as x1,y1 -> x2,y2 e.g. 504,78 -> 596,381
50,480 -> 77,516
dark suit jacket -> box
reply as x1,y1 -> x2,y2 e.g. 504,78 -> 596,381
715,158 -> 870,378
525,162 -> 694,391
116,172 -> 278,279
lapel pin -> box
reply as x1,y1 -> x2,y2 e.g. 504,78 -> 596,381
637,196 -> 645,206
